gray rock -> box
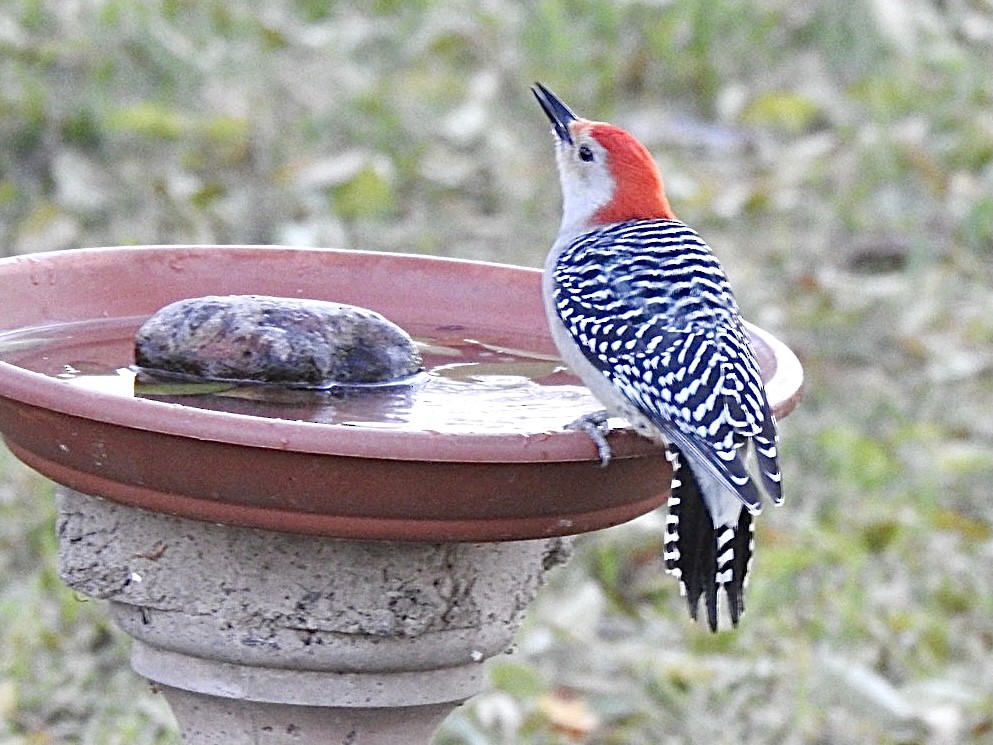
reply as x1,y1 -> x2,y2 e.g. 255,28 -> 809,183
134,295 -> 422,388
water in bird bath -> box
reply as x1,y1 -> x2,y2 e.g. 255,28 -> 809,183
0,316 -> 603,436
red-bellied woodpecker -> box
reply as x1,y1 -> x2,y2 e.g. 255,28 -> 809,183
532,82 -> 782,631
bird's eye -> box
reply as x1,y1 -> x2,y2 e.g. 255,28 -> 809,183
578,144 -> 594,162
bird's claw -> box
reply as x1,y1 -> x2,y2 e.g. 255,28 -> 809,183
566,410 -> 613,468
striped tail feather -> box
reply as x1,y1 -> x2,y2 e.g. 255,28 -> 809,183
663,445 -> 755,630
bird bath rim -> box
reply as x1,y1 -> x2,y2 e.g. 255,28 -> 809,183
0,245 -> 803,541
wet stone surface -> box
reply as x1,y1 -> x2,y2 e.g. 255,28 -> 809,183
134,295 -> 423,388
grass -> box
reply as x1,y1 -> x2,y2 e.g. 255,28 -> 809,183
2,0 -> 993,742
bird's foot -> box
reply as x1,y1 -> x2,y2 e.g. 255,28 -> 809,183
566,409 -> 614,468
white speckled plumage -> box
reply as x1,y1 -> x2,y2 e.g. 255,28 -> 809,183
533,83 -> 783,630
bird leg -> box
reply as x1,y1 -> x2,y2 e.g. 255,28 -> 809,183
566,409 -> 613,468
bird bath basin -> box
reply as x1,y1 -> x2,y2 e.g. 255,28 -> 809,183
0,245 -> 803,743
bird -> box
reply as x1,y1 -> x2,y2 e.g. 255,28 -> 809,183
532,82 -> 783,631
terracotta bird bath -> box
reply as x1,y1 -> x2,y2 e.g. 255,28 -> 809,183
0,245 -> 803,744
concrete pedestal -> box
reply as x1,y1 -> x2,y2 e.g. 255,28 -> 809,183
56,487 -> 572,744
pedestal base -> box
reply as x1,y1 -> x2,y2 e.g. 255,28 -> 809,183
55,487 -> 572,743
159,686 -> 456,745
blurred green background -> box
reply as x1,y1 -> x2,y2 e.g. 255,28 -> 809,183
2,1 -> 993,743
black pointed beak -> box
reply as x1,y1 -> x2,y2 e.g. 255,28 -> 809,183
532,82 -> 578,146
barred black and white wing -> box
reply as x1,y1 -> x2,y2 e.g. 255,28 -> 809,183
551,219 -> 782,628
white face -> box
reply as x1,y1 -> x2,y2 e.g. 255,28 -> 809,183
554,127 -> 614,237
